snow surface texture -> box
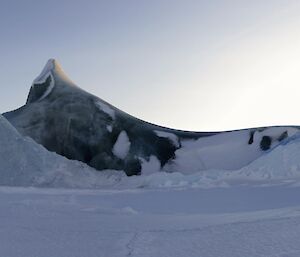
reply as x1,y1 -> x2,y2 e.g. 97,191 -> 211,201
2,186 -> 300,257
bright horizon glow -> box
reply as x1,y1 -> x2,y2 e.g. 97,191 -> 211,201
1,0 -> 300,131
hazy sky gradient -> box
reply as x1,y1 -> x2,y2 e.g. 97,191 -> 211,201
1,0 -> 300,131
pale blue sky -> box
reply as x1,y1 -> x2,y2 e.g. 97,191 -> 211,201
1,0 -> 300,131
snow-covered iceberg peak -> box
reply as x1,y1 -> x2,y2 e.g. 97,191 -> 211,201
26,59 -> 75,104
33,58 -> 74,85
33,58 -> 55,84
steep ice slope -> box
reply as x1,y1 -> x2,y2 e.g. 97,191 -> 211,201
0,114 -> 123,188
3,59 -> 300,176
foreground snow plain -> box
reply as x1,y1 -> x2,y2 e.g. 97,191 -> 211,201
2,185 -> 300,257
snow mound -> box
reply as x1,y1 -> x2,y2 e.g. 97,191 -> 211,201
119,133 -> 300,189
235,134 -> 300,180
165,127 -> 299,174
0,115 -> 125,188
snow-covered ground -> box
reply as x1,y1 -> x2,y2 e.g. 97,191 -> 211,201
2,185 -> 300,257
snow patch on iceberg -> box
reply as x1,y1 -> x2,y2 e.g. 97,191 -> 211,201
154,130 -> 180,147
112,131 -> 130,159
95,101 -> 116,119
106,125 -> 113,132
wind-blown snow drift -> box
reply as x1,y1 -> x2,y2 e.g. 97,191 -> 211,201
3,59 -> 300,176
